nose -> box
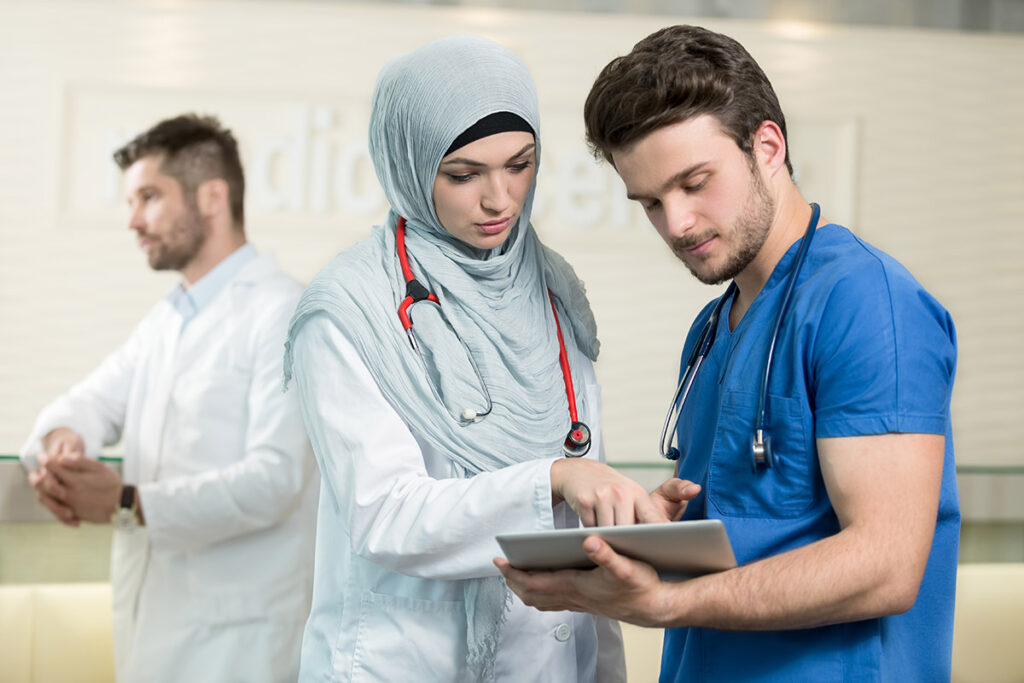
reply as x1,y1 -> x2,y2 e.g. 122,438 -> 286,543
480,173 -> 511,214
127,203 -> 146,234
662,197 -> 698,238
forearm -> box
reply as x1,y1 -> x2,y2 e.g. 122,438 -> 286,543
660,528 -> 916,631
294,315 -> 562,579
141,446 -> 313,552
22,397 -> 118,466
349,458 -> 557,579
22,334 -> 143,464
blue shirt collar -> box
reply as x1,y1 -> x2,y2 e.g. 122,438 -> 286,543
166,243 -> 258,324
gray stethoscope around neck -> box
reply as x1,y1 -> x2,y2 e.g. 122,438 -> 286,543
659,203 -> 820,472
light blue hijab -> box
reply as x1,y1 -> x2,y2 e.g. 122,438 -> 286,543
284,35 -> 599,677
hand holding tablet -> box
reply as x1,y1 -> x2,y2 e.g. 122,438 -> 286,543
497,519 -> 736,580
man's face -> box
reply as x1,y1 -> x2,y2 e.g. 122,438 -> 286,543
612,115 -> 775,285
123,155 -> 207,272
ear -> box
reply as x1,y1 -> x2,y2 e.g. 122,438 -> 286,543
752,120 -> 788,178
194,178 -> 230,221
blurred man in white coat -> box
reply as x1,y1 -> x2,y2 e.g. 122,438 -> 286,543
21,114 -> 318,683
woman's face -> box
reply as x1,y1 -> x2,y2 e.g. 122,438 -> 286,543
432,131 -> 536,250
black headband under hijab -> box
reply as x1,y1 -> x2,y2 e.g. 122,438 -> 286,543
444,112 -> 535,157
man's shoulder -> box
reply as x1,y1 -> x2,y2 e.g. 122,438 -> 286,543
235,254 -> 303,291
227,254 -> 302,310
807,225 -> 930,299
803,226 -> 954,349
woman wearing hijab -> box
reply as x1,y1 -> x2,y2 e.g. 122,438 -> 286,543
285,35 -> 690,681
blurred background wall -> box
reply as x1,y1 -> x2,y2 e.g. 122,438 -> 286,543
1,0 -> 1022,580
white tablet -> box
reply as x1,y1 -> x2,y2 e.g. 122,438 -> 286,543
497,519 -> 736,579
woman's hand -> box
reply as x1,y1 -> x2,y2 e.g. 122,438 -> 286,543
551,459 -> 695,527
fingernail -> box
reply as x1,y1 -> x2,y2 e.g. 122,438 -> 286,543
583,537 -> 600,553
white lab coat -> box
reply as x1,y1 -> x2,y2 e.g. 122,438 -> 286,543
291,314 -> 626,683
21,254 -> 318,683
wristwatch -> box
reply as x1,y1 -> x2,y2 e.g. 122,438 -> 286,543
111,484 -> 139,532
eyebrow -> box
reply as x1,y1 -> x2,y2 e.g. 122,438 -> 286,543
626,162 -> 710,201
127,184 -> 159,201
440,142 -> 536,168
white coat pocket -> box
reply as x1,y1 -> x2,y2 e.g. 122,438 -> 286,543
350,591 -> 470,682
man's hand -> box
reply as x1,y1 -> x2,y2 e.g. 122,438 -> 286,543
551,459 -> 685,526
39,426 -> 85,464
27,427 -> 88,526
46,455 -> 123,524
496,536 -> 672,627
27,467 -> 80,526
650,478 -> 700,521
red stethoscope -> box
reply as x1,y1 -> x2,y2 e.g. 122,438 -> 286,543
396,216 -> 591,457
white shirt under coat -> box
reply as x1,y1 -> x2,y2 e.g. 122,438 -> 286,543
292,313 -> 626,682
21,247 -> 319,683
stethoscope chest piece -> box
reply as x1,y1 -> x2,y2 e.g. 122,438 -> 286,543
751,431 -> 774,471
563,421 -> 591,457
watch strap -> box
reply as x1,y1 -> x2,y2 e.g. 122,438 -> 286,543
119,484 -> 136,510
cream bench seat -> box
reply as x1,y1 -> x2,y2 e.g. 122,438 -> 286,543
0,582 -> 114,683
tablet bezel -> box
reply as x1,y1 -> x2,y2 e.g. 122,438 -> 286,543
496,519 -> 736,579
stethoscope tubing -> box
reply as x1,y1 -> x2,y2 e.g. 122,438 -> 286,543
395,216 -> 590,456
754,203 -> 820,436
660,203 -> 820,470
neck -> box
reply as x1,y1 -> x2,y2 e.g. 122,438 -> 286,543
730,189 -> 818,325
181,228 -> 246,286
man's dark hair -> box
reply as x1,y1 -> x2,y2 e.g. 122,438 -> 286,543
584,25 -> 792,175
113,114 -> 246,228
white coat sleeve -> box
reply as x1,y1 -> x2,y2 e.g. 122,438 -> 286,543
139,295 -> 315,553
19,323 -> 146,468
291,313 -> 565,581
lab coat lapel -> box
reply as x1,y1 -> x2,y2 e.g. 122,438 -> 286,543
137,305 -> 183,485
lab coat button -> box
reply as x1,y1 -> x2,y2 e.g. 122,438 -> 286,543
554,623 -> 572,642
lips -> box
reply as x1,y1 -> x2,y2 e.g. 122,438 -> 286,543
674,231 -> 717,257
476,217 -> 512,235
684,236 -> 715,255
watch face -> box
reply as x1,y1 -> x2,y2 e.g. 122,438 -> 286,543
112,508 -> 138,532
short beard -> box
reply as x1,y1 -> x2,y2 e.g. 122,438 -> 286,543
673,164 -> 775,286
148,201 -> 208,272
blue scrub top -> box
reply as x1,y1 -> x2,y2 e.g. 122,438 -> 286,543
662,225 -> 959,682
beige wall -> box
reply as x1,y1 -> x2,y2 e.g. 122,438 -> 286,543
1,0 -> 1022,476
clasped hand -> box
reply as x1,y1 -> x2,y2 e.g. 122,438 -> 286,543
26,427 -> 123,526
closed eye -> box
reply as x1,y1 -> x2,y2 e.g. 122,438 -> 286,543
508,160 -> 533,173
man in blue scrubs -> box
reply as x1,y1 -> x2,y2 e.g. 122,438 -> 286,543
498,25 -> 958,681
